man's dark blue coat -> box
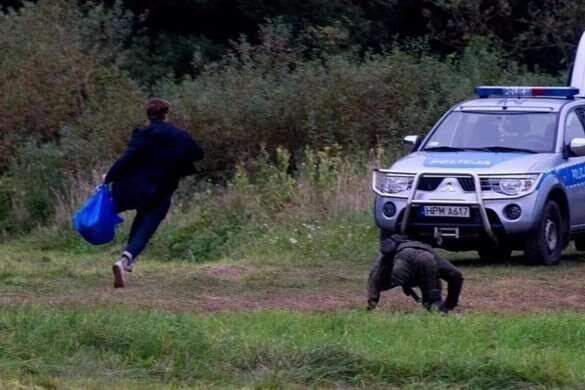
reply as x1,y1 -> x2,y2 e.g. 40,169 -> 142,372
104,120 -> 204,212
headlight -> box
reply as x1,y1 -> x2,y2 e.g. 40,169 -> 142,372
373,172 -> 413,194
482,176 -> 537,196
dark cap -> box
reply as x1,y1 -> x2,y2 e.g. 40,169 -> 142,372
146,97 -> 170,120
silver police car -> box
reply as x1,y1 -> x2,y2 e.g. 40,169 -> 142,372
372,85 -> 585,265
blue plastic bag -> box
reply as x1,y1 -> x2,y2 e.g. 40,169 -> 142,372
73,184 -> 124,245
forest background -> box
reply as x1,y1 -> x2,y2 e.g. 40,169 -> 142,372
0,0 -> 581,258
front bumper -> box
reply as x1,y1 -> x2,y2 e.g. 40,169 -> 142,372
374,171 -> 541,245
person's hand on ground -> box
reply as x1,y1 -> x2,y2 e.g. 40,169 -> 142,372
367,298 -> 379,311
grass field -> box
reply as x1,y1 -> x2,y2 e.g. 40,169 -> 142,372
2,218 -> 585,388
2,307 -> 585,389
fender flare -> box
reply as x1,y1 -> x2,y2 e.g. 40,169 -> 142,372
531,174 -> 569,232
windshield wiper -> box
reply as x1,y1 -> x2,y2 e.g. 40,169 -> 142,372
468,146 -> 538,154
423,146 -> 469,152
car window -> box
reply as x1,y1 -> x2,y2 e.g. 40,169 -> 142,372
564,111 -> 585,145
576,106 -> 585,126
423,112 -> 558,153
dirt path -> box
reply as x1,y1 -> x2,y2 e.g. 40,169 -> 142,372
3,256 -> 585,313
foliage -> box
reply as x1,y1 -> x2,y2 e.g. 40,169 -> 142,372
0,0 -> 143,171
162,24 -> 561,175
0,176 -> 11,235
0,0 -> 145,233
0,1 -> 566,236
142,143 -> 385,262
426,0 -> 585,72
4,143 -> 66,231
77,0 -> 585,80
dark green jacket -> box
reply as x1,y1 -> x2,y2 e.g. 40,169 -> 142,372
368,241 -> 463,310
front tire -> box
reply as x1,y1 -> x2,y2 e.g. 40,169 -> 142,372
523,200 -> 564,265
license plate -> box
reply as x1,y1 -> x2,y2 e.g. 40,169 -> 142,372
422,205 -> 470,218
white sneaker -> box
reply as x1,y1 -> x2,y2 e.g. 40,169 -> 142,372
113,252 -> 134,288
112,260 -> 126,288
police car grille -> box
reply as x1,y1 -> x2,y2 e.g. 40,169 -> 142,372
480,179 -> 493,191
416,177 -> 476,192
417,177 -> 443,191
457,178 -> 476,192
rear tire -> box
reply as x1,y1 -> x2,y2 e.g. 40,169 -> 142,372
478,246 -> 512,263
523,200 -> 564,266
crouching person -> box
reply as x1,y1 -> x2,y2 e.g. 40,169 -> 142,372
367,235 -> 464,313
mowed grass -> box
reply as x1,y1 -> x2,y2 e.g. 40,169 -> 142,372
3,241 -> 585,313
2,228 -> 585,313
1,306 -> 584,389
3,214 -> 585,388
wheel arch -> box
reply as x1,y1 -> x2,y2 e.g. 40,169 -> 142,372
548,188 -> 569,219
533,174 -> 569,229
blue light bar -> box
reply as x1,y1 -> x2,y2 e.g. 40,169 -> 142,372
475,86 -> 579,98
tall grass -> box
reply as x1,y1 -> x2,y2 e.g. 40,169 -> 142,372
0,306 -> 583,387
52,170 -> 107,230
20,145 -> 382,262
141,146 -> 382,262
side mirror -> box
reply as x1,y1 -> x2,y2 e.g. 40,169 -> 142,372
570,138 -> 585,156
403,135 -> 422,154
403,135 -> 420,145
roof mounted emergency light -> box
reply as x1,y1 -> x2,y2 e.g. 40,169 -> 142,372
475,86 -> 579,98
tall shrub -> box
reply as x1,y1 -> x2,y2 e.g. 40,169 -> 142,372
0,0 -> 144,172
161,21 -> 562,176
0,0 -> 145,233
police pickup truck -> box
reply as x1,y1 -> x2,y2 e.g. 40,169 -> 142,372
372,33 -> 585,265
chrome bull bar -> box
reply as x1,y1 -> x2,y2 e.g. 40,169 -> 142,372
394,171 -> 498,245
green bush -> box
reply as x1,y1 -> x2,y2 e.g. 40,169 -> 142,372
0,0 -> 144,171
144,145 -> 375,262
161,22 -> 562,176
0,0 -> 144,233
5,143 -> 66,231
151,192 -> 255,262
0,176 -> 11,234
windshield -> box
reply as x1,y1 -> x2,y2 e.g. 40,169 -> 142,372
422,112 -> 558,153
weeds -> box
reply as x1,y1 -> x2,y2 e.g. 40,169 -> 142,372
146,146 -> 379,262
